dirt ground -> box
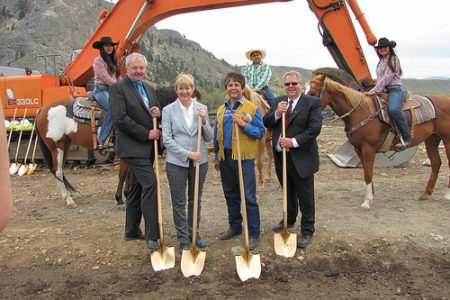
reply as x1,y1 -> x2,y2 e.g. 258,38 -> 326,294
1,123 -> 449,299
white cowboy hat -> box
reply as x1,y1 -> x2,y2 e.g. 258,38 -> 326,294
245,49 -> 266,61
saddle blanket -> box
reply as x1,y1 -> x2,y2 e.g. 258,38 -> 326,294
374,94 -> 437,126
66,97 -> 103,125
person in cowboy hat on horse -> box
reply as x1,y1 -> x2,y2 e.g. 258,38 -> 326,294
243,48 -> 275,104
366,37 -> 412,149
92,36 -> 122,150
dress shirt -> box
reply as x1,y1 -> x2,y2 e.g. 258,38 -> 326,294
274,95 -> 300,152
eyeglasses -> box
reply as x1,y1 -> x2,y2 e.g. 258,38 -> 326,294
284,82 -> 299,87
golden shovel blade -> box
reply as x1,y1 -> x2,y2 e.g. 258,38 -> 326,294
9,163 -> 20,175
27,163 -> 37,175
150,246 -> 175,272
17,164 -> 28,177
181,248 -> 206,277
274,231 -> 297,258
235,251 -> 261,281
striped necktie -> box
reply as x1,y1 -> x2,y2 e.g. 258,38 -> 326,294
138,84 -> 150,109
285,99 -> 293,126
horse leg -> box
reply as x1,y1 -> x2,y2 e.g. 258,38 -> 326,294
356,146 -> 376,209
265,134 -> 273,181
115,159 -> 127,206
55,147 -> 77,208
257,139 -> 265,189
420,135 -> 442,200
443,138 -> 450,201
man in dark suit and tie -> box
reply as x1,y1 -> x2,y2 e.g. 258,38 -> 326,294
263,70 -> 322,248
110,52 -> 161,251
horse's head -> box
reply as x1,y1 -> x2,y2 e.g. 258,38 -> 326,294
306,73 -> 327,109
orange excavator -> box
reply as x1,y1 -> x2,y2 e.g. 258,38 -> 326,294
1,0 -> 379,161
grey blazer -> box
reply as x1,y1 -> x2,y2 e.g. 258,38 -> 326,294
162,100 -> 213,167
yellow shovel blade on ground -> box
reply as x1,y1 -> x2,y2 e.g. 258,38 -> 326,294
274,112 -> 297,257
181,247 -> 206,277
150,245 -> 175,272
150,117 -> 175,272
180,116 -> 206,277
236,251 -> 261,281
234,124 -> 261,281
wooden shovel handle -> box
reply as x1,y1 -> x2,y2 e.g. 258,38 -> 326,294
282,112 -> 288,230
153,117 -> 164,245
234,123 -> 250,252
191,115 -> 202,248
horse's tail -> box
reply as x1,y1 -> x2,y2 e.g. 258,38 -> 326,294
35,112 -> 76,193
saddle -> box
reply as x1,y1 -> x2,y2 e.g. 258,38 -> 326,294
66,91 -> 106,149
372,92 -> 437,151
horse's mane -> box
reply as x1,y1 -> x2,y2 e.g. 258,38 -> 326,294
324,79 -> 374,113
244,85 -> 270,111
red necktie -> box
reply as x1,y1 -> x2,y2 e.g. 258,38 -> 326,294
285,99 -> 293,127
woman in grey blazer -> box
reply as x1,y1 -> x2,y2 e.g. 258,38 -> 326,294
162,73 -> 213,253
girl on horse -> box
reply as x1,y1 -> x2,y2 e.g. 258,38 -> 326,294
92,36 -> 121,150
366,37 -> 412,149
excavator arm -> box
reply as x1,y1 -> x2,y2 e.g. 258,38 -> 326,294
65,0 -> 376,89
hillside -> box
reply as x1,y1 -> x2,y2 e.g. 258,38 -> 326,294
0,0 -> 449,112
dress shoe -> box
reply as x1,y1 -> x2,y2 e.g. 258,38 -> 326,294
195,235 -> 207,248
220,228 -> 242,240
179,243 -> 190,254
272,220 -> 295,233
124,233 -> 145,241
297,234 -> 314,248
249,237 -> 259,251
146,239 -> 160,251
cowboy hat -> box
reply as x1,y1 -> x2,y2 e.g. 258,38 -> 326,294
374,37 -> 396,48
245,49 -> 266,61
93,36 -> 119,49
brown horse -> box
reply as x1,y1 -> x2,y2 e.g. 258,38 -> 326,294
36,88 -> 174,208
244,86 -> 274,189
307,73 -> 450,209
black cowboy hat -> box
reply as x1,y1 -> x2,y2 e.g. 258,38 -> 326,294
92,36 -> 119,49
374,37 -> 396,48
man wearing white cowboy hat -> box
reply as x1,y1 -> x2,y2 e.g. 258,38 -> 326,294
243,48 -> 275,104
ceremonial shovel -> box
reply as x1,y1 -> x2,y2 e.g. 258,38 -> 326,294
10,108 -> 27,174
6,108 -> 17,151
234,123 -> 261,281
274,112 -> 297,257
18,121 -> 36,176
27,133 -> 39,175
181,116 -> 206,277
150,117 -> 175,271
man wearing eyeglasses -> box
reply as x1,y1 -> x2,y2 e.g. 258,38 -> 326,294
263,70 -> 322,249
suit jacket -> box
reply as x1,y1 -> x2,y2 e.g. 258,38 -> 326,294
162,100 -> 213,167
110,76 -> 160,158
263,94 -> 322,178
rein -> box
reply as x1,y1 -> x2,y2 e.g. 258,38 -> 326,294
317,82 -> 385,137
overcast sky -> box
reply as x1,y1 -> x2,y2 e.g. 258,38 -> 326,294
112,0 -> 450,79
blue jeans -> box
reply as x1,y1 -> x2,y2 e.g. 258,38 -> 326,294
387,87 -> 412,141
93,84 -> 112,143
261,85 -> 275,104
219,153 -> 260,238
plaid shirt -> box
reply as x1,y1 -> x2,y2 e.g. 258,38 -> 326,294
93,56 -> 120,86
368,55 -> 402,95
243,61 -> 272,91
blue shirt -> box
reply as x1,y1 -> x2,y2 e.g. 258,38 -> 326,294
127,74 -> 149,107
214,96 -> 265,160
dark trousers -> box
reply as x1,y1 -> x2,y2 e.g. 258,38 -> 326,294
122,157 -> 159,241
219,153 -> 260,238
274,151 -> 315,235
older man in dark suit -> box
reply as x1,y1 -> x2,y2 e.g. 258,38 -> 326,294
263,70 -> 322,248
110,52 -> 161,251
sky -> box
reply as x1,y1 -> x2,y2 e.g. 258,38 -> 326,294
110,0 -> 450,79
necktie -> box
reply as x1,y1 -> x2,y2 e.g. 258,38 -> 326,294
138,84 -> 150,109
285,99 -> 293,127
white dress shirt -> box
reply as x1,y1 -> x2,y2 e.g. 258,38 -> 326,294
274,95 -> 300,152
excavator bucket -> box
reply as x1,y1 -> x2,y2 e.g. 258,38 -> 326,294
328,140 -> 418,168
